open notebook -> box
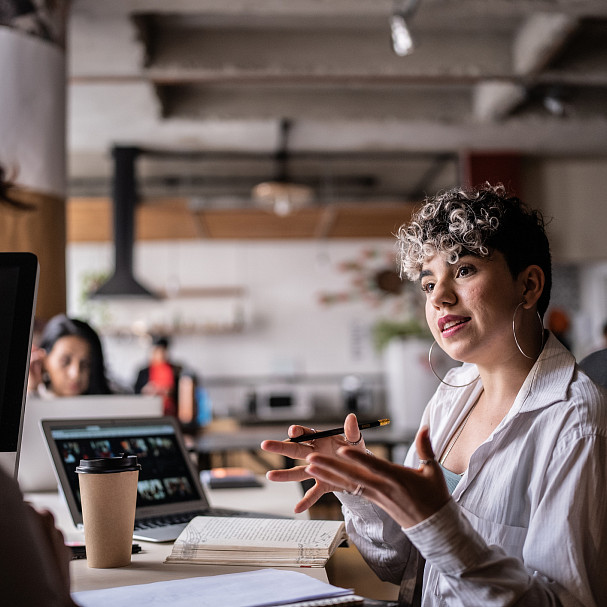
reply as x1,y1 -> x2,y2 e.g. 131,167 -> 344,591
42,416 -> 287,542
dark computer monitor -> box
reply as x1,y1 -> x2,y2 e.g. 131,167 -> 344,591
0,252 -> 39,478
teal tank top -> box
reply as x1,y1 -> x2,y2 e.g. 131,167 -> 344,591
439,462 -> 463,494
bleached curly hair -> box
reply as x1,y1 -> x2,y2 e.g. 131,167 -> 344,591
396,183 -> 552,315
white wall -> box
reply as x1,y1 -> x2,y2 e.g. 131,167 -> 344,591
525,156 -> 607,264
67,238 -> 404,414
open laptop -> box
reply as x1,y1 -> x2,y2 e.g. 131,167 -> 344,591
18,394 -> 163,492
42,416 -> 288,542
0,252 -> 39,478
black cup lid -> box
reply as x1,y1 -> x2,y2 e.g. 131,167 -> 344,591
76,453 -> 141,474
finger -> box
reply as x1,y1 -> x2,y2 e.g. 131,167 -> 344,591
266,465 -> 310,483
261,439 -> 312,461
334,446 -> 421,485
288,424 -> 317,439
294,483 -> 328,514
306,462 -> 356,490
306,453 -> 370,491
343,413 -> 363,444
415,425 -> 436,468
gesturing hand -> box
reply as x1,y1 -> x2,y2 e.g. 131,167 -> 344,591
261,413 -> 365,513
305,426 -> 451,529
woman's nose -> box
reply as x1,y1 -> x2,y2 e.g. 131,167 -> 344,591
429,279 -> 456,308
67,362 -> 81,379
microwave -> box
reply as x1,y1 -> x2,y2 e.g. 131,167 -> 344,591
253,385 -> 313,420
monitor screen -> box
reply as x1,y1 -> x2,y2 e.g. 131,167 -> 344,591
0,253 -> 38,477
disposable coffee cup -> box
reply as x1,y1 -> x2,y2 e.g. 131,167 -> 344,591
76,454 -> 141,568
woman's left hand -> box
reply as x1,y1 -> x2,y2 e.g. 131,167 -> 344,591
305,425 -> 451,529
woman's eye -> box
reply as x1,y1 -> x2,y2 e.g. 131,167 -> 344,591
421,282 -> 434,293
456,265 -> 474,278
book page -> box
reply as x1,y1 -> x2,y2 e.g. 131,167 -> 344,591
175,517 -> 345,550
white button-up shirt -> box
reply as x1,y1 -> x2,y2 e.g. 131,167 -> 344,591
339,333 -> 607,606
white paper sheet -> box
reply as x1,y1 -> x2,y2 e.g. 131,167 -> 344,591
72,568 -> 352,607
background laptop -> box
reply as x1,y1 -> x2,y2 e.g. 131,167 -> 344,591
42,416 -> 287,542
18,394 -> 163,492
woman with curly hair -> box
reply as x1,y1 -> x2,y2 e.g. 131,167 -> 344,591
262,184 -> 607,605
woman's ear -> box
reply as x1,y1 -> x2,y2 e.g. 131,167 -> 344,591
520,265 -> 545,309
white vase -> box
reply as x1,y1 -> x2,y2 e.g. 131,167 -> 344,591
382,337 -> 456,433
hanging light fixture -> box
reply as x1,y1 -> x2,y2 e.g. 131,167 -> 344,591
251,119 -> 314,216
390,0 -> 421,57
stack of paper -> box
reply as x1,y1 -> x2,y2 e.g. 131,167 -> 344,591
165,516 -> 347,567
72,568 -> 358,607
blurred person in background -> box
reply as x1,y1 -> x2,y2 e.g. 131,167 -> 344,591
134,335 -> 182,417
28,314 -> 113,397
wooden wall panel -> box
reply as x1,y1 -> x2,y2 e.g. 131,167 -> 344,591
67,197 -> 415,241
1,189 -> 66,320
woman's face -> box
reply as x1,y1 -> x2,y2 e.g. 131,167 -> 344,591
421,250 -> 523,366
44,335 -> 92,396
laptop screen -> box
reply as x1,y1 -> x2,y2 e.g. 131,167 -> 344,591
18,394 -> 163,492
42,417 -> 208,524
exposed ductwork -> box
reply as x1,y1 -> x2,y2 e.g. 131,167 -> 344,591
90,146 -> 157,298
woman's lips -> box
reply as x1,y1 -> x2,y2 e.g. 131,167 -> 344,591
438,316 -> 470,336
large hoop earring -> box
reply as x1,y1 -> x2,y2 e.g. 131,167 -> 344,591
428,341 -> 480,388
512,302 -> 544,360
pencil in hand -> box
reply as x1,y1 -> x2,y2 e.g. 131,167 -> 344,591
289,419 -> 390,443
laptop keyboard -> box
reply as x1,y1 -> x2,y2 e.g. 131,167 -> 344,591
134,511 -> 202,530
134,508 -> 289,530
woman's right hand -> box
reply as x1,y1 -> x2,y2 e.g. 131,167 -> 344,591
27,346 -> 46,393
260,413 -> 365,513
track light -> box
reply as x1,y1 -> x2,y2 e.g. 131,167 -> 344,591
251,119 -> 315,216
390,14 -> 415,56
390,0 -> 421,57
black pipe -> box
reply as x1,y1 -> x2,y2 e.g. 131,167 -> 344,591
91,146 -> 157,298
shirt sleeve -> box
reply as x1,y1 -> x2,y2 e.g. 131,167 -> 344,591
336,441 -> 423,587
404,431 -> 607,606
338,490 -> 418,587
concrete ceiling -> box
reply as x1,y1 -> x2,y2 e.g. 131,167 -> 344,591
68,0 -> 607,207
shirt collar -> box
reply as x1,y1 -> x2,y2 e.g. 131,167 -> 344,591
507,330 -> 576,417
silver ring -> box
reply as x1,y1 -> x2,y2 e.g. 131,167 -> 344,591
349,483 -> 364,497
304,428 -> 317,443
418,458 -> 434,465
346,434 -> 363,446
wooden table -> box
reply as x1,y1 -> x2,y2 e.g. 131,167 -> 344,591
26,474 -> 328,594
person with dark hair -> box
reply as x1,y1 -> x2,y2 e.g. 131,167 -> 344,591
262,184 -> 607,605
134,335 -> 182,417
28,314 -> 112,397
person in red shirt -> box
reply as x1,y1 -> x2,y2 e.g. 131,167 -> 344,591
134,335 -> 182,417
